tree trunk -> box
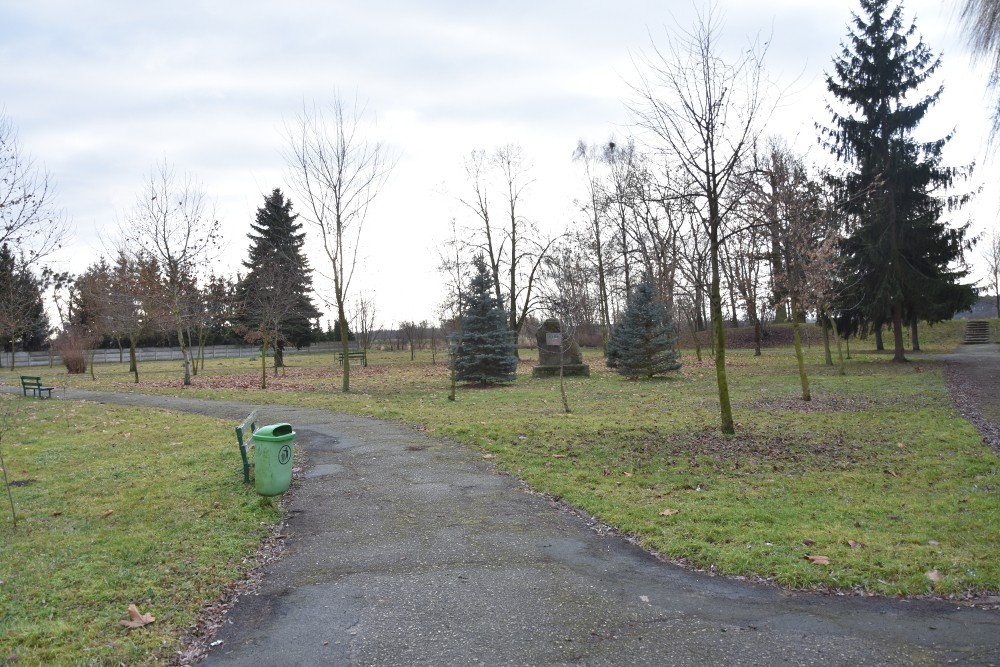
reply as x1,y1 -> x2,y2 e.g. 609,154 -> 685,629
791,297 -> 811,401
874,326 -> 884,351
821,314 -> 833,366
174,307 -> 192,385
752,316 -> 762,357
274,342 -> 284,375
186,326 -> 199,377
260,334 -> 268,390
129,339 -> 139,383
910,315 -> 920,352
891,301 -> 906,362
830,317 -> 846,376
339,305 -> 351,393
709,220 -> 735,435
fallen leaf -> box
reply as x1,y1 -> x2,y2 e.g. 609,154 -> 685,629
803,555 -> 831,565
622,471 -> 633,477
552,454 -> 567,459
100,510 -> 114,518
883,469 -> 900,478
847,540 -> 864,549
927,540 -> 940,546
925,570 -> 942,584
801,538 -> 816,547
602,468 -> 611,476
482,454 -> 494,459
896,442 -> 906,449
659,509 -> 679,516
119,604 -> 155,628
51,511 -> 62,517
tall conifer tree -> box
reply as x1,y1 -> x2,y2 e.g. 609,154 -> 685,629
455,255 -> 518,384
822,0 -> 975,361
237,189 -> 321,350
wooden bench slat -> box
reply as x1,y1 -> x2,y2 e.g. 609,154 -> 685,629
20,376 -> 54,399
336,350 -> 368,367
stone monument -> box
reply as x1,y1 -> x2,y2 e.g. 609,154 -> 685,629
532,318 -> 590,377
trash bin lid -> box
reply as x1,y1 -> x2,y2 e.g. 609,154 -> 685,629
253,423 -> 295,441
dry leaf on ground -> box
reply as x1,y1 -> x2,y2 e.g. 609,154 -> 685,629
925,570 -> 942,584
120,604 -> 155,628
803,555 -> 831,565
100,510 -> 114,518
659,509 -> 679,517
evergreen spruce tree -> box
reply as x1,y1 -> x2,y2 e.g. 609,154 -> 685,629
0,243 -> 49,357
823,0 -> 976,362
455,255 -> 517,384
607,280 -> 681,379
236,189 -> 321,350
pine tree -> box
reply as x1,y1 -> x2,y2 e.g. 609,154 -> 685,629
455,255 -> 517,384
0,244 -> 49,361
236,189 -> 321,350
607,280 -> 681,379
823,0 -> 975,361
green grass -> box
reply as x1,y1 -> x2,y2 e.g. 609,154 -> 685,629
5,323 -> 999,603
0,398 -> 282,665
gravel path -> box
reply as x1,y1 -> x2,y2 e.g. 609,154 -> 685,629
54,379 -> 1000,667
936,343 -> 1000,456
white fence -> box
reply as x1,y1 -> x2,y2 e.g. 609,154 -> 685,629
1,341 -> 351,369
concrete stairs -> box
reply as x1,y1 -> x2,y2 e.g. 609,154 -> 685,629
963,320 -> 992,344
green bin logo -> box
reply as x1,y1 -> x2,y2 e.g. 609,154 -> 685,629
278,444 -> 291,465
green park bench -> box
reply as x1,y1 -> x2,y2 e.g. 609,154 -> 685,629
235,411 -> 258,483
337,350 -> 368,367
20,376 -> 54,399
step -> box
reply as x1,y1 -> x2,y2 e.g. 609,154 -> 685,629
963,320 -> 992,344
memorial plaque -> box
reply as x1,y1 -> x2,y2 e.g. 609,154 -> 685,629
546,332 -> 562,346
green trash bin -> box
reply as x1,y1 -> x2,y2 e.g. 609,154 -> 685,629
253,423 -> 295,496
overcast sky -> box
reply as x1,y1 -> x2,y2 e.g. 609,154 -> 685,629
2,0 -> 994,326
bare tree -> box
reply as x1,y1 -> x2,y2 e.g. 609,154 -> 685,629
399,320 -> 419,361
959,0 -> 1000,140
572,140 -> 614,355
285,96 -> 394,392
109,252 -> 161,383
239,263 -> 301,389
459,144 -> 556,338
118,160 -> 220,386
0,111 -> 69,262
629,4 -> 770,434
351,293 -> 382,352
983,228 -> 1000,317
722,219 -> 769,356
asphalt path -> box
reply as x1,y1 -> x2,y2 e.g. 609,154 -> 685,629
58,347 -> 1000,667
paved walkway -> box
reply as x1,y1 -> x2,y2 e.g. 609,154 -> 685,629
61,347 -> 1000,667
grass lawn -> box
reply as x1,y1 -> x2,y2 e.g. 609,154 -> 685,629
0,398 -> 282,665
3,319 -> 998,618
